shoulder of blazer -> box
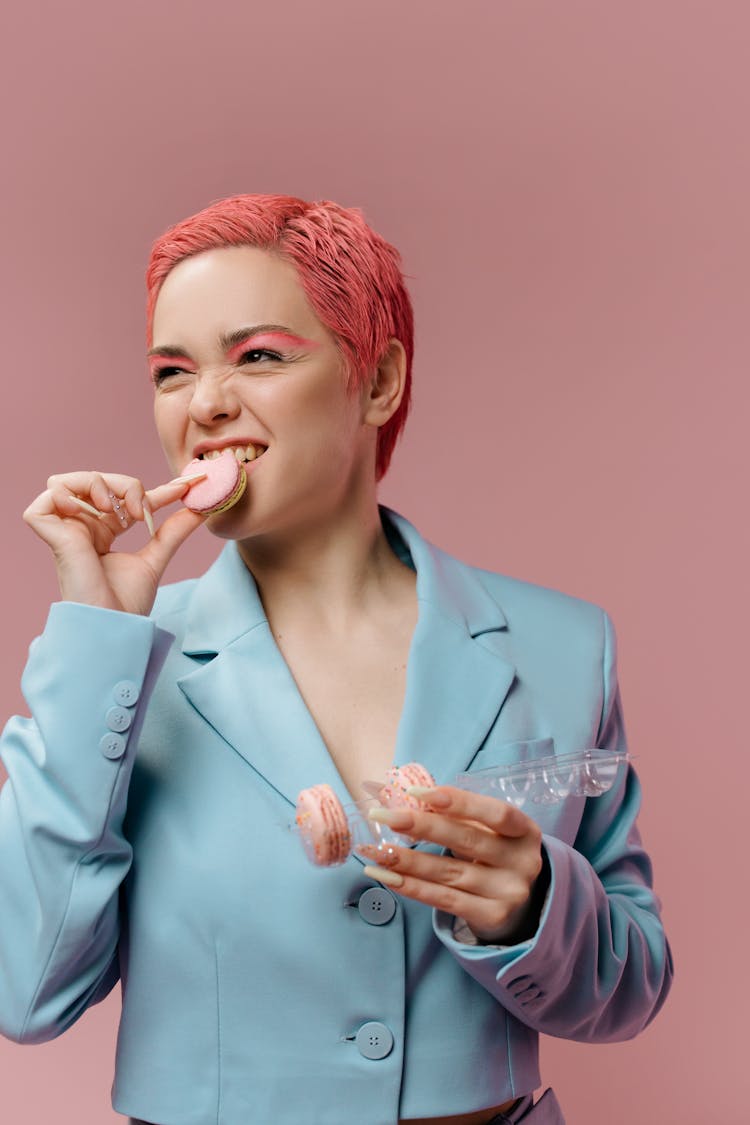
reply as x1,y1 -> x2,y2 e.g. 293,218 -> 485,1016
430,545 -> 613,682
474,562 -> 606,628
429,534 -> 609,640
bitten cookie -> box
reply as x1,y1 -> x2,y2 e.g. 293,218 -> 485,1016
179,449 -> 247,514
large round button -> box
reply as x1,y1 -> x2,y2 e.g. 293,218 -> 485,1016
106,706 -> 132,733
358,887 -> 396,926
113,680 -> 140,707
355,1021 -> 394,1060
99,732 -> 126,760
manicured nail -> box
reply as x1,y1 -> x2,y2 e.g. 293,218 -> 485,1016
167,471 -> 208,487
363,865 -> 404,888
70,496 -> 105,519
406,786 -> 451,807
368,807 -> 413,830
142,498 -> 155,537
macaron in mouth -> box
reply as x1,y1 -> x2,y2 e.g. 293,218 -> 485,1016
180,447 -> 253,514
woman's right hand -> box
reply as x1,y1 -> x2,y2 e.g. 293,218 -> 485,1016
23,471 -> 208,617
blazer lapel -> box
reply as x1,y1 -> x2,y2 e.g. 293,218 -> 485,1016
383,508 -> 517,787
176,543 -> 345,809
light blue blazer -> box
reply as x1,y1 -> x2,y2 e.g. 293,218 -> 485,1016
0,507 -> 673,1124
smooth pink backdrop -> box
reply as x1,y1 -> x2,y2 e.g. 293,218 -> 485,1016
1,2 -> 747,1121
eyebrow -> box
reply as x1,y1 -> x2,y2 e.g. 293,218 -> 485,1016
146,324 -> 302,360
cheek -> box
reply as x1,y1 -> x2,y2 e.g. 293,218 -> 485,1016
153,395 -> 187,458
297,376 -> 361,434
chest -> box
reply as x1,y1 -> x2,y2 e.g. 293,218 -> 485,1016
273,624 -> 415,800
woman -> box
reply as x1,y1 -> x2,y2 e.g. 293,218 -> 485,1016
0,195 -> 673,1124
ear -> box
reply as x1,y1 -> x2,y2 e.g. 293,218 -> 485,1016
361,338 -> 407,427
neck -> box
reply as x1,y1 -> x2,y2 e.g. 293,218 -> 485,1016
235,487 -> 412,633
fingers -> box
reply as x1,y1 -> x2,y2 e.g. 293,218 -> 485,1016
357,843 -> 484,893
136,506 -> 207,575
40,472 -> 146,533
23,466 -> 210,613
407,786 -> 534,839
145,471 -> 207,513
368,800 -> 540,867
358,841 -> 538,894
32,466 -> 208,521
46,471 -> 145,508
23,481 -> 112,555
356,842 -> 541,938
68,496 -> 106,520
358,788 -> 545,940
29,470 -> 204,544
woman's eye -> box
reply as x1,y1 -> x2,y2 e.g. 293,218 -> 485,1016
239,348 -> 283,364
152,366 -> 184,384
152,349 -> 282,385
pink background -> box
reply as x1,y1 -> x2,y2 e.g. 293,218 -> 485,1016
1,1 -> 746,1121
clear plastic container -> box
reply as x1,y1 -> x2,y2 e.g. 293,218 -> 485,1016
454,748 -> 630,807
295,749 -> 631,866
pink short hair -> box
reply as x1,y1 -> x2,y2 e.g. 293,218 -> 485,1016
145,194 -> 414,481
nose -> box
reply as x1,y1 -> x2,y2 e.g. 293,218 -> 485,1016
188,371 -> 241,427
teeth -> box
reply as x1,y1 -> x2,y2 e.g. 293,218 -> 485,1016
200,444 -> 267,462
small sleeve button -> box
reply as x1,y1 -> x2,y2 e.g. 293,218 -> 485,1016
113,680 -> 140,706
106,706 -> 132,733
99,732 -> 126,760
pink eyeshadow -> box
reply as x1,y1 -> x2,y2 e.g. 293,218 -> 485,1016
148,354 -> 192,373
147,332 -> 322,373
226,332 -> 321,361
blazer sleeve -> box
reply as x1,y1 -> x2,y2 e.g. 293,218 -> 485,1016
0,601 -> 172,1044
433,608 -> 675,1043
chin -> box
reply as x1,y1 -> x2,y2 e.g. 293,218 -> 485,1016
203,508 -> 254,542
199,486 -> 255,541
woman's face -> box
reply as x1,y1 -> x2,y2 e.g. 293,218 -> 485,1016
150,245 -> 376,542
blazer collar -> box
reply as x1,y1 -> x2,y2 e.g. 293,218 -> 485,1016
181,506 -> 507,656
176,507 -> 516,813
381,507 -> 507,637
181,534 -> 267,657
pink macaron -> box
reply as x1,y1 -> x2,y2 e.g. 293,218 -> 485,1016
179,449 -> 247,515
295,783 -> 352,867
378,762 -> 436,810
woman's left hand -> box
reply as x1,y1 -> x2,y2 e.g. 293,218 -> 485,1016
357,787 -> 548,945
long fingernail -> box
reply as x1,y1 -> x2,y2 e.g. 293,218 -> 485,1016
368,807 -> 413,830
142,499 -> 155,538
406,786 -> 451,807
166,471 -> 208,487
69,496 -> 106,519
363,865 -> 404,888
